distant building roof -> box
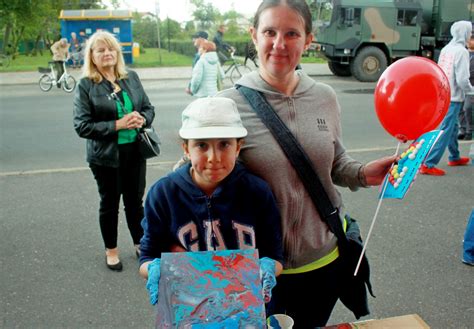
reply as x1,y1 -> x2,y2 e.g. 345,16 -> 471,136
59,9 -> 133,20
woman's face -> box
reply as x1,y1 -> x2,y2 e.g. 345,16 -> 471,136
91,40 -> 118,70
251,5 -> 313,80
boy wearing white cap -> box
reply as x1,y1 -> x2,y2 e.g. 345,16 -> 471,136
139,97 -> 283,305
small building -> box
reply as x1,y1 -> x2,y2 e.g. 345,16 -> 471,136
59,9 -> 134,64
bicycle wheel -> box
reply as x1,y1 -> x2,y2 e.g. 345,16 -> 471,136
230,64 -> 252,84
62,75 -> 76,93
39,74 -> 53,91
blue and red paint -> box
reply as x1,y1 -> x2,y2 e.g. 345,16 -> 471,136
155,249 -> 265,328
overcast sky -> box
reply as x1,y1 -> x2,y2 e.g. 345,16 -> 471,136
107,0 -> 261,22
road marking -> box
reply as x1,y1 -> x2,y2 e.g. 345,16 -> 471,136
0,161 -> 178,177
3,142 -> 472,177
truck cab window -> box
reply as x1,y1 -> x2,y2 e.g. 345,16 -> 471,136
339,8 -> 346,25
339,7 -> 361,26
353,8 -> 361,25
397,10 -> 418,26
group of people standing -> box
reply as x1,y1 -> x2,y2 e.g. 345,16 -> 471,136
71,0 -> 472,327
416,20 -> 473,269
420,20 -> 473,176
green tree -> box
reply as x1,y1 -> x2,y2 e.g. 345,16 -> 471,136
221,9 -> 245,37
160,17 -> 182,41
190,0 -> 220,30
132,12 -> 158,48
0,0 -> 103,58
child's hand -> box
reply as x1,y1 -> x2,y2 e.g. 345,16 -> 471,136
146,258 -> 161,305
259,257 -> 277,303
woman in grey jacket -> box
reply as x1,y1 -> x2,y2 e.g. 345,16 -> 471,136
218,0 -> 395,327
190,40 -> 225,98
73,31 -> 155,271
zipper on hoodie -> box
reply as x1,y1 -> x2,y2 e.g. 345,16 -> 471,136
206,196 -> 217,251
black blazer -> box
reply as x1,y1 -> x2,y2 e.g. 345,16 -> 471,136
73,70 -> 155,167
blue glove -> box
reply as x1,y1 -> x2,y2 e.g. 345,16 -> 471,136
259,257 -> 277,303
146,258 -> 161,305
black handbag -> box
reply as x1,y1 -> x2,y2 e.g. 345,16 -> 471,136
137,126 -> 161,159
238,85 -> 374,319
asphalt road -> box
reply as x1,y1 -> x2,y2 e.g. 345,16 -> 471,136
0,76 -> 473,328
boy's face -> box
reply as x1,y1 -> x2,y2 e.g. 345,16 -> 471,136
183,138 -> 242,195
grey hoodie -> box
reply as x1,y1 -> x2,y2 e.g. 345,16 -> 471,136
218,71 -> 366,269
438,20 -> 474,101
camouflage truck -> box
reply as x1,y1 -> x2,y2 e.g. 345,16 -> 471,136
313,0 -> 474,82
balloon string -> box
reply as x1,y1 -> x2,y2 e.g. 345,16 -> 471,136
354,141 -> 401,276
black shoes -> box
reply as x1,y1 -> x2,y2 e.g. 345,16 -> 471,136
105,256 -> 123,271
105,246 -> 140,271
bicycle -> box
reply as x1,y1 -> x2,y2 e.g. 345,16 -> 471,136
38,61 -> 76,93
220,49 -> 252,84
244,41 -> 259,68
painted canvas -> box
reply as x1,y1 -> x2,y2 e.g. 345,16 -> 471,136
155,249 -> 266,329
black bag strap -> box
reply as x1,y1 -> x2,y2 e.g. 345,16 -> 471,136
237,85 -> 349,248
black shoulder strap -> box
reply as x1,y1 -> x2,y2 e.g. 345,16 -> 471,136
237,85 -> 348,246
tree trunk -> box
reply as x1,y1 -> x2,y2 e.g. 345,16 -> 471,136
11,25 -> 25,59
3,23 -> 13,54
32,33 -> 43,56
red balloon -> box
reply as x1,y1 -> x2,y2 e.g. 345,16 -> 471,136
374,56 -> 450,142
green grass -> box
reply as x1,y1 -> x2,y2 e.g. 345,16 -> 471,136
300,55 -> 326,64
0,47 -> 325,72
130,48 -> 193,67
0,52 -> 52,72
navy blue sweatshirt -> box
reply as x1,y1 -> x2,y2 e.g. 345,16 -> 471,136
139,163 -> 284,264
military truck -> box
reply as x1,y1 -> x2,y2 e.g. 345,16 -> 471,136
313,0 -> 474,82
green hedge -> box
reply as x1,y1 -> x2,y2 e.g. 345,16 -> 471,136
163,38 -> 252,57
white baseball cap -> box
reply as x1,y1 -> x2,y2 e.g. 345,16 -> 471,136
179,97 -> 248,139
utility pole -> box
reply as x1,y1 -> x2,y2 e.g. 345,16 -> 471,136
167,15 -> 171,52
155,0 -> 162,64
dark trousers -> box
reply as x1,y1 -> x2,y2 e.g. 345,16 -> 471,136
266,257 -> 344,328
53,61 -> 64,81
90,142 -> 146,249
459,96 -> 473,136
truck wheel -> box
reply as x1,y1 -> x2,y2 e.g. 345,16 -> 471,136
351,47 -> 387,82
328,61 -> 352,76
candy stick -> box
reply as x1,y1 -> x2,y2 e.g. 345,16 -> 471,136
354,141 -> 401,276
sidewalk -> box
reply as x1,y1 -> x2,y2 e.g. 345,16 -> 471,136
0,63 -> 332,86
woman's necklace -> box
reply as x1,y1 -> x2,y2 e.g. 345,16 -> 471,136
110,80 -> 121,93
101,71 -> 121,93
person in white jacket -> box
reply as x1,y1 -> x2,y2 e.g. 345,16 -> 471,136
189,40 -> 224,98
420,21 -> 474,176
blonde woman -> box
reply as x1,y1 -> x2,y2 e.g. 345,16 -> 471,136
189,40 -> 225,97
73,31 -> 155,271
